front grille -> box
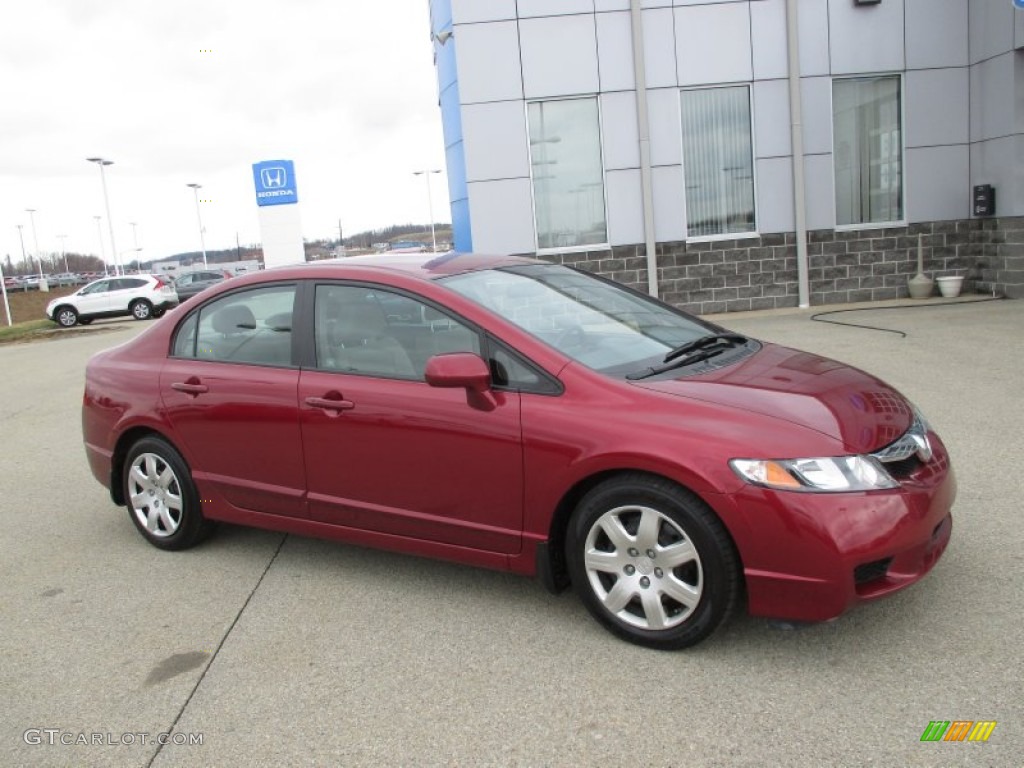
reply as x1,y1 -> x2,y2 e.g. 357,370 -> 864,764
882,455 -> 922,479
854,557 -> 892,586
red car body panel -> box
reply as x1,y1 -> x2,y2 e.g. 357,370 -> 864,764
82,254 -> 955,626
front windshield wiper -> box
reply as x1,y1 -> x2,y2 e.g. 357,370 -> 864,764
663,333 -> 747,363
625,348 -> 729,380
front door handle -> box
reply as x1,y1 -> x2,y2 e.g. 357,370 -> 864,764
305,395 -> 355,413
171,379 -> 208,396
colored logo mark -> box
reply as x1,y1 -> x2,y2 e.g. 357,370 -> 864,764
260,167 -> 287,189
920,721 -> 997,742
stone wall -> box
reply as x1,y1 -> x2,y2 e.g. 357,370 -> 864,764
541,217 -> 1024,314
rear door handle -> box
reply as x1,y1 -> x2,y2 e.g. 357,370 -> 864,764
171,380 -> 208,396
305,395 -> 355,413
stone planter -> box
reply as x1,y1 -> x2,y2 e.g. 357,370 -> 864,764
908,273 -> 934,299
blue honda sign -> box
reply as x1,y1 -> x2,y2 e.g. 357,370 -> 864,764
252,160 -> 298,207
1015,0 -> 1024,10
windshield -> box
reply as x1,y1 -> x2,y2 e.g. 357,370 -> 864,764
441,265 -> 714,374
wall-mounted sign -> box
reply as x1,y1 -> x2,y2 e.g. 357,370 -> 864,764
252,160 -> 298,207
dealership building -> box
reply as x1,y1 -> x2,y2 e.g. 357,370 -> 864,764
427,0 -> 1024,312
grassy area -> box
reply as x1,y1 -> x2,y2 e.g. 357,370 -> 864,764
1,285 -> 77,326
0,286 -> 79,343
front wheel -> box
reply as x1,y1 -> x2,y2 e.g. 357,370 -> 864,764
130,299 -> 152,320
566,474 -> 740,650
123,436 -> 214,550
54,306 -> 78,327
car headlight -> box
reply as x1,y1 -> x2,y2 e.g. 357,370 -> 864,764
730,455 -> 898,492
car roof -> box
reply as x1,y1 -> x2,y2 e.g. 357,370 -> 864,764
270,252 -> 542,281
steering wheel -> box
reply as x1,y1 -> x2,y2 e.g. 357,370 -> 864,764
553,325 -> 588,350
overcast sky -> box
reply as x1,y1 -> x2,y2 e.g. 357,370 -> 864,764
1,0 -> 447,269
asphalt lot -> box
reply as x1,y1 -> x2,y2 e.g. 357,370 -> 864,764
2,301 -> 1021,767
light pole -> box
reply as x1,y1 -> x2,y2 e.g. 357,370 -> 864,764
186,183 -> 208,268
86,157 -> 121,276
25,208 -> 43,279
413,169 -> 442,252
57,235 -> 69,273
16,224 -> 28,274
94,215 -> 108,275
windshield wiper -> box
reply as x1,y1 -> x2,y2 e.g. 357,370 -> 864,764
626,348 -> 729,380
663,333 -> 747,363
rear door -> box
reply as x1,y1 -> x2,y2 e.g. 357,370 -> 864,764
159,283 -> 306,517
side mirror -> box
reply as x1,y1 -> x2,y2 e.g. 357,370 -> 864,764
425,352 -> 491,393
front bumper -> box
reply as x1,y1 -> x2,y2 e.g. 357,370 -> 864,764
713,440 -> 955,623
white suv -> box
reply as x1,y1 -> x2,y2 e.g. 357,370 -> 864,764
47,275 -> 179,327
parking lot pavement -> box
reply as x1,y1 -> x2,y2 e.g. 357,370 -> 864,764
2,301 -> 1022,767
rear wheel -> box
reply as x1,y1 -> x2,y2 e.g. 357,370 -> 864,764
130,299 -> 152,320
55,306 -> 78,327
123,436 -> 214,550
566,474 -> 739,650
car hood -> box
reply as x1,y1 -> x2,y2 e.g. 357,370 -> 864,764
632,342 -> 912,454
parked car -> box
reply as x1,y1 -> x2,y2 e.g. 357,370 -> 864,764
173,269 -> 231,301
81,254 -> 954,649
47,275 -> 178,327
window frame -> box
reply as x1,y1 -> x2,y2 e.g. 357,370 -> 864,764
525,95 -> 610,256
679,82 -> 759,242
831,73 -> 907,232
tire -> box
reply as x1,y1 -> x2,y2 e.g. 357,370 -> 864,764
566,473 -> 740,650
54,306 -> 78,327
123,436 -> 214,551
130,299 -> 153,320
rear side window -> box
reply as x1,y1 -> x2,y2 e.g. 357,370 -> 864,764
171,285 -> 297,367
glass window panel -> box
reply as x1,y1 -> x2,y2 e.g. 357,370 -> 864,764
680,86 -> 756,238
527,98 -> 607,250
833,76 -> 903,226
194,285 -> 296,366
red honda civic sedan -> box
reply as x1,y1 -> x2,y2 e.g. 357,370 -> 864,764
82,254 -> 954,649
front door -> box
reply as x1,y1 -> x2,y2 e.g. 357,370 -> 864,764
298,283 -> 524,554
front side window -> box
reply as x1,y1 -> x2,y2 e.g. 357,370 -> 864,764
680,85 -> 756,238
833,75 -> 903,226
527,98 -> 607,250
174,284 -> 296,366
314,285 -> 479,380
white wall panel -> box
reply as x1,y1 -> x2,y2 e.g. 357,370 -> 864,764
601,92 -> 641,170
595,0 -> 629,11
647,87 -> 682,166
753,79 -> 791,158
803,153 -> 835,231
520,15 -> 600,98
596,11 -> 635,92
451,0 -> 516,24
606,169 -> 645,245
970,53 -> 1016,142
755,156 -> 794,234
828,0 -> 904,75
467,178 -> 537,254
905,0 -> 968,70
675,3 -> 752,86
652,165 -> 686,242
799,77 -> 832,156
971,136 -> 1021,216
455,21 -> 523,103
642,8 -> 679,89
461,102 -> 531,182
906,145 -> 970,223
797,0 -> 830,77
905,68 -> 969,148
751,0 -> 789,81
518,0 -> 594,17
969,0 -> 1014,64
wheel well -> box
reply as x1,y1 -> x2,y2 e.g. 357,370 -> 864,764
543,469 -> 744,595
110,427 -> 168,505
53,304 -> 75,316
